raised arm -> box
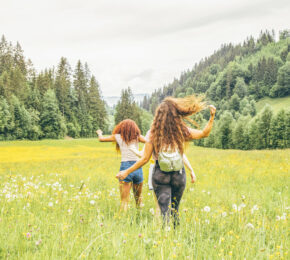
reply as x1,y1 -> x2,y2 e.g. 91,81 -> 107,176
116,142 -> 153,180
188,105 -> 216,140
96,129 -> 116,142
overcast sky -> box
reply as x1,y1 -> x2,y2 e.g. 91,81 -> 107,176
0,0 -> 289,96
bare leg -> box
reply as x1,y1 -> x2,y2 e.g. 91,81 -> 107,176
119,181 -> 132,212
133,182 -> 143,208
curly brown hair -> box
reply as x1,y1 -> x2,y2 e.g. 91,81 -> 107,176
150,95 -> 206,154
113,119 -> 141,151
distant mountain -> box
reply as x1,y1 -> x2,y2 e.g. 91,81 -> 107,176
104,93 -> 149,107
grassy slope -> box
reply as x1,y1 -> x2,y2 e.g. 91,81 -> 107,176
256,96 -> 290,113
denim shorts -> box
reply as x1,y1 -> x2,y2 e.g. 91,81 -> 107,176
120,161 -> 143,184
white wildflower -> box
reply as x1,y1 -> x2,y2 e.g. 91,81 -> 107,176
232,204 -> 238,211
89,200 -> 96,205
204,206 -> 211,212
238,203 -> 246,211
251,205 -> 259,214
48,202 -> 53,207
245,223 -> 254,229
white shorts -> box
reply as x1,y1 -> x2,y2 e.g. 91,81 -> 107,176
148,163 -> 155,190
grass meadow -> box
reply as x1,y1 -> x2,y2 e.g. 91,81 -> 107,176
0,139 -> 288,259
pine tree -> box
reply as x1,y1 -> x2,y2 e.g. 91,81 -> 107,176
257,105 -> 273,148
233,77 -> 247,98
0,97 -> 11,140
10,95 -> 32,139
40,89 -> 67,139
88,76 -> 107,133
270,62 -> 290,97
229,94 -> 240,111
270,109 -> 287,148
233,118 -> 246,149
55,57 -> 71,118
73,60 -> 87,105
115,87 -> 142,129
216,112 -> 234,149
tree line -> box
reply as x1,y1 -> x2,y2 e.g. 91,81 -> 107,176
0,35 -> 107,140
141,30 -> 290,149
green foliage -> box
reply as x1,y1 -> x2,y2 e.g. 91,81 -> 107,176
0,97 -> 11,140
40,89 -> 67,139
114,87 -> 142,130
270,109 -> 287,148
270,62 -> 290,97
141,30 -> 289,150
216,112 -> 234,149
0,35 -> 108,140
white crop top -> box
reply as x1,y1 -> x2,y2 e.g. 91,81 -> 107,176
115,134 -> 140,162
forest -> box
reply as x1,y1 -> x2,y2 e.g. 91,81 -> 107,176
0,30 -> 289,149
141,30 -> 290,149
0,35 -> 108,140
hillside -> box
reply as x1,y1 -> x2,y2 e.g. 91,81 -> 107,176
256,96 -> 290,113
141,30 -> 290,150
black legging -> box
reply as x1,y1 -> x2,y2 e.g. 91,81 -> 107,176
152,162 -> 186,225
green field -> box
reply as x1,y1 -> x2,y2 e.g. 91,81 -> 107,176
256,96 -> 290,113
0,139 -> 289,259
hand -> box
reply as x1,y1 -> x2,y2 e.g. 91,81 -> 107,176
116,170 -> 128,180
96,129 -> 103,136
209,105 -> 216,117
190,171 -> 197,183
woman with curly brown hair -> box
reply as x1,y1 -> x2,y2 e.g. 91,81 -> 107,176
116,96 -> 216,223
97,119 -> 146,211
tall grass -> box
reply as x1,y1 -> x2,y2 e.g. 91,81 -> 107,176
0,139 -> 288,259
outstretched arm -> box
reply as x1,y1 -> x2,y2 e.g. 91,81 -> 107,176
116,142 -> 153,180
188,105 -> 216,140
138,135 -> 146,143
183,154 -> 196,183
96,129 -> 116,142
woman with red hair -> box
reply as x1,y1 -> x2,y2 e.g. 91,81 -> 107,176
97,119 -> 146,211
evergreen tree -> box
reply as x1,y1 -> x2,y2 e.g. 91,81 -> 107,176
270,109 -> 287,148
10,95 -> 32,139
229,94 -> 240,111
0,97 -> 11,140
216,112 -> 234,149
257,105 -> 273,148
233,77 -> 247,98
40,89 -> 66,139
270,62 -> 290,97
115,87 -> 142,129
88,76 -> 107,133
54,57 -> 71,118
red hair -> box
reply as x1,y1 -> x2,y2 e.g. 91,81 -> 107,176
113,119 -> 141,151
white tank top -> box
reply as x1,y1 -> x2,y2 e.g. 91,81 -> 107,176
115,134 -> 139,162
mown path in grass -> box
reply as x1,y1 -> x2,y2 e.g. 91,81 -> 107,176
0,139 -> 289,259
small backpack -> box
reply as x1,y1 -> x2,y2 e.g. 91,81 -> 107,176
158,149 -> 183,172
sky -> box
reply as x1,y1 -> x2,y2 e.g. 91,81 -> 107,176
0,0 -> 289,97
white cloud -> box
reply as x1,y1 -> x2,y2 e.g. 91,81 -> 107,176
0,0 -> 289,96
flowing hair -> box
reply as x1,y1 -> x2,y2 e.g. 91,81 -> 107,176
113,119 -> 141,151
150,95 -> 206,155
